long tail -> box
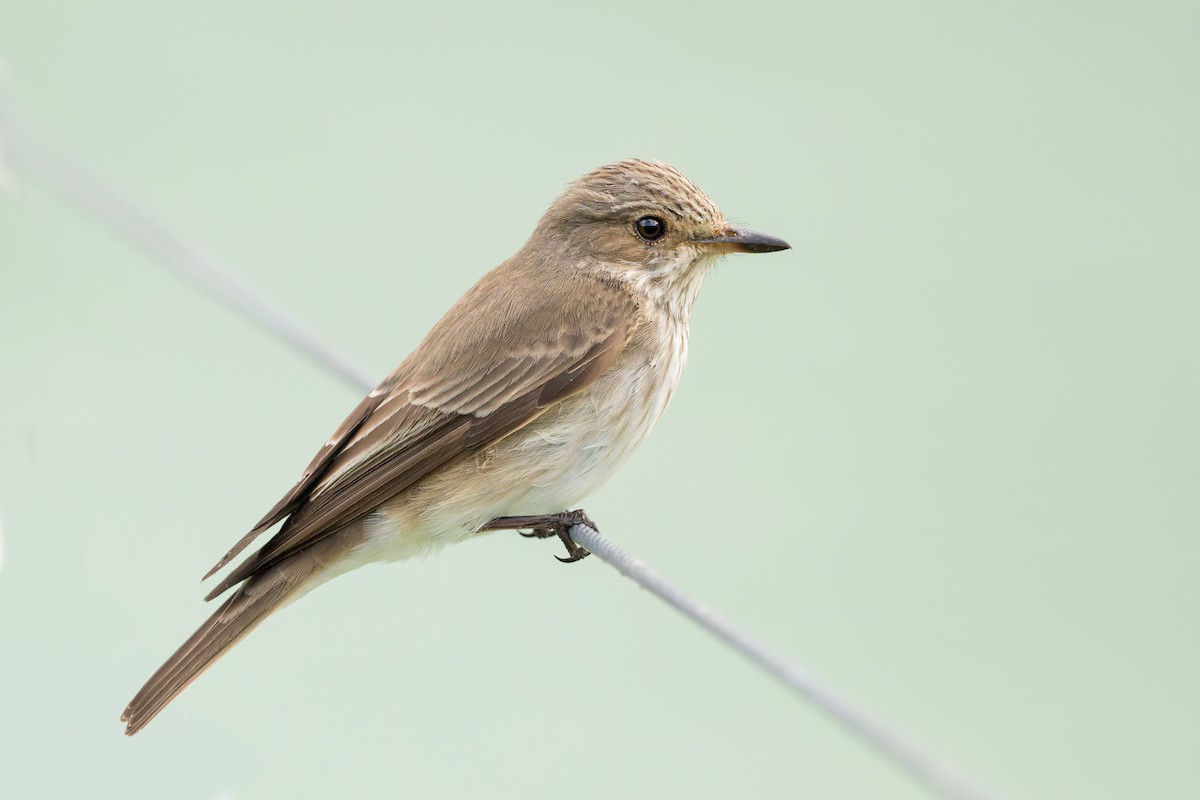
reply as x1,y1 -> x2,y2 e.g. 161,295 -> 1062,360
121,558 -> 316,736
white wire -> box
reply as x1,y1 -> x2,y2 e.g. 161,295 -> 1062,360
0,106 -> 374,392
0,94 -> 1003,800
571,522 -> 998,800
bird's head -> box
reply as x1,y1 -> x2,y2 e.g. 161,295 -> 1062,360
534,159 -> 789,298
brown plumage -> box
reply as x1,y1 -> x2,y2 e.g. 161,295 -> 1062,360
121,159 -> 789,735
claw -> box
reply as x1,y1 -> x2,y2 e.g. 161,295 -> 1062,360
479,509 -> 596,564
551,525 -> 590,563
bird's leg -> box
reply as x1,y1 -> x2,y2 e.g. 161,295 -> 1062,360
478,510 -> 596,563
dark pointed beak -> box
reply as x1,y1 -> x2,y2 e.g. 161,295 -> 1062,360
695,226 -> 791,254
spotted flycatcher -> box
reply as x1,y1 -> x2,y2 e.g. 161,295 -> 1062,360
121,158 -> 790,734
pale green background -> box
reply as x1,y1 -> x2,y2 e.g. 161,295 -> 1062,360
1,2 -> 1197,798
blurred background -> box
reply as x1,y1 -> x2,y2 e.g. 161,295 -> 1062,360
1,2 -> 1197,798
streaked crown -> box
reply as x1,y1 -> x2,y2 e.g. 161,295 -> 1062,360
561,158 -> 723,226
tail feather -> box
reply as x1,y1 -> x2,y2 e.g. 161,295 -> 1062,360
120,563 -> 309,736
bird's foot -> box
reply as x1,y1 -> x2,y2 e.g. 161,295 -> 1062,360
478,510 -> 596,563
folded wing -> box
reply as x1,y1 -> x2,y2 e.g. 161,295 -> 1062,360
203,267 -> 635,600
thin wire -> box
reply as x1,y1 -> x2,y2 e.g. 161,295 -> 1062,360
0,103 -> 374,392
571,522 -> 998,800
1,97 -> 1002,800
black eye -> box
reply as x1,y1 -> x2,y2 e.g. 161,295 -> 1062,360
635,216 -> 666,242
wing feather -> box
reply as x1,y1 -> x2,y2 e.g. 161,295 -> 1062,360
203,267 -> 635,600
201,389 -> 390,580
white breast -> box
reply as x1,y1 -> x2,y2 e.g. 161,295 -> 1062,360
499,306 -> 688,513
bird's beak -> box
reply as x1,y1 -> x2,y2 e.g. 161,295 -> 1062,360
695,226 -> 791,254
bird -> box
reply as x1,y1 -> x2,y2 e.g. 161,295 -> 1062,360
121,158 -> 790,735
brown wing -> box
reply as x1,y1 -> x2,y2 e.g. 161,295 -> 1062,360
202,390 -> 389,580
203,264 -> 635,600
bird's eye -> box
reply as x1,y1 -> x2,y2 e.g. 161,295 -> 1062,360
635,216 -> 666,242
